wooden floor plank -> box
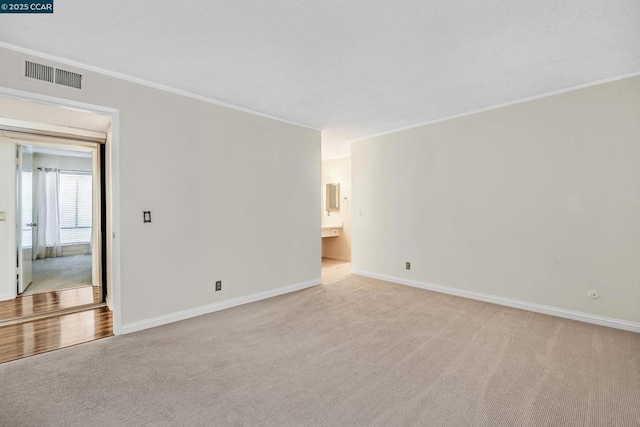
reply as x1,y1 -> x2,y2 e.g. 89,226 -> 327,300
0,286 -> 100,322
0,306 -> 112,364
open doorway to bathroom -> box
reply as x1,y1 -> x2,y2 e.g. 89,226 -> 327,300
321,156 -> 352,284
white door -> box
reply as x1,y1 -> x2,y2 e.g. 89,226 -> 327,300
17,146 -> 34,294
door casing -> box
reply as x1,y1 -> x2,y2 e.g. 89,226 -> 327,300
16,145 -> 33,293
0,85 -> 122,335
14,139 -> 101,295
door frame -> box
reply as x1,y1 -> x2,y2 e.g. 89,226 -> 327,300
15,139 -> 101,291
0,86 -> 122,335
16,144 -> 33,294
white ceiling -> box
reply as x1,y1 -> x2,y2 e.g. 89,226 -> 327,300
1,1 -> 639,159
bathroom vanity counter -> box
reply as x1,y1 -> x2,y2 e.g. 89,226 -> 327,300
321,225 -> 342,238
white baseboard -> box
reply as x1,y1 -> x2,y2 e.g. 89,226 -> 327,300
351,269 -> 640,333
121,278 -> 322,334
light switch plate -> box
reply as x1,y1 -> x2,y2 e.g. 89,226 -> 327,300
0,211 -> 6,222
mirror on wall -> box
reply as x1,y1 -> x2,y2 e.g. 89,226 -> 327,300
326,183 -> 340,215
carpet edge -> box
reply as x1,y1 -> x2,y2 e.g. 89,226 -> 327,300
121,278 -> 322,334
351,269 -> 640,333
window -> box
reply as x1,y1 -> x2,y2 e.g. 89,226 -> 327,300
59,171 -> 92,245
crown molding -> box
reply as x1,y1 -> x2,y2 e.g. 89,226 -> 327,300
348,69 -> 640,144
0,41 -> 321,132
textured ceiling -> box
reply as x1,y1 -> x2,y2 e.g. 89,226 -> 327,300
1,1 -> 639,157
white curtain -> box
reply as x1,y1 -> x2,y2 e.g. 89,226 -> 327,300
36,168 -> 62,259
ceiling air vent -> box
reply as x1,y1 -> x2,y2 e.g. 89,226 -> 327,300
22,58 -> 85,91
25,60 -> 54,83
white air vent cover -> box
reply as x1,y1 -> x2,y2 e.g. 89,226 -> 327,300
21,57 -> 86,92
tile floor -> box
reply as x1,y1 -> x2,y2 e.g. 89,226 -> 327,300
321,257 -> 351,284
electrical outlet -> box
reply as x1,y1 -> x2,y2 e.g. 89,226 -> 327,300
215,281 -> 222,291
406,262 -> 411,270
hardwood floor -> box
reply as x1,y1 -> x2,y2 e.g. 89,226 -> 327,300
0,285 -> 100,322
0,306 -> 112,364
0,286 -> 112,364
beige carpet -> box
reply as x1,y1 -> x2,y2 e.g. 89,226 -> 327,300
1,274 -> 639,426
24,255 -> 92,295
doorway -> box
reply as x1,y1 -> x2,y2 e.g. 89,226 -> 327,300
17,144 -> 98,297
0,93 -> 116,363
321,156 -> 352,284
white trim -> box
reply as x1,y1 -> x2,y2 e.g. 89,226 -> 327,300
0,42 -> 321,132
0,117 -> 106,142
90,143 -> 101,289
108,111 -> 122,335
14,140 -> 100,293
5,42 -> 637,144
347,70 -> 640,144
121,278 -> 322,334
0,86 -> 123,336
351,269 -> 640,333
0,87 -> 118,115
1,134 -> 97,150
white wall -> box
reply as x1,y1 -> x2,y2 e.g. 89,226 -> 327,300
33,153 -> 92,172
0,140 -> 16,300
321,156 -> 351,261
322,140 -> 351,161
352,76 -> 640,325
0,46 -> 321,326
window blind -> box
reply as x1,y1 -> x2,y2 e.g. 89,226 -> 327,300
59,171 -> 92,245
